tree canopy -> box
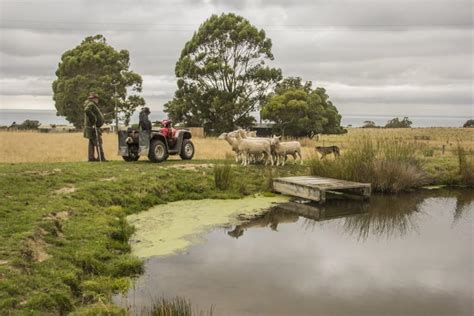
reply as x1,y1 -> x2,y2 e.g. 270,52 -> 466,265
52,35 -> 144,128
261,77 -> 345,137
384,117 -> 413,128
164,13 -> 282,133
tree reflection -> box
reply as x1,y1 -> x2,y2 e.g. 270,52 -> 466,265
453,189 -> 474,223
340,194 -> 425,240
227,190 -> 473,240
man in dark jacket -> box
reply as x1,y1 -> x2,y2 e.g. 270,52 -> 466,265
138,107 -> 152,132
83,92 -> 107,162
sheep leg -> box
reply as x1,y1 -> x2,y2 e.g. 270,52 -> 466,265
241,151 -> 247,166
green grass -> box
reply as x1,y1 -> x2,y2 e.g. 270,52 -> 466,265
0,160 -> 306,315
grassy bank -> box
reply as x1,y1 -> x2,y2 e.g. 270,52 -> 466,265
308,138 -> 474,192
0,160 -> 305,315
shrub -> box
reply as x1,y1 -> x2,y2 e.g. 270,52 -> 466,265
214,163 -> 233,190
309,137 -> 429,192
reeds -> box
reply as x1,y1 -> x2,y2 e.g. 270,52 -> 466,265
309,137 -> 429,193
147,297 -> 213,316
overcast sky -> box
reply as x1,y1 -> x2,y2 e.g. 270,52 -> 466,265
0,0 -> 472,117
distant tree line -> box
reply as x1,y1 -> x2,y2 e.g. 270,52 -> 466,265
6,120 -> 41,130
362,117 -> 413,129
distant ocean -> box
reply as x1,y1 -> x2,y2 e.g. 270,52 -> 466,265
0,109 -> 165,127
0,109 -> 471,128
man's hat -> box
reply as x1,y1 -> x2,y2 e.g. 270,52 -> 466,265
143,107 -> 150,114
88,92 -> 99,100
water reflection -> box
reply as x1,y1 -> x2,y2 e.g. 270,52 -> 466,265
228,208 -> 299,238
227,189 -> 473,241
453,189 -> 474,222
117,189 -> 474,316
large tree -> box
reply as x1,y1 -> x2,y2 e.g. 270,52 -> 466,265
164,13 -> 282,133
52,35 -> 144,128
261,77 -> 345,137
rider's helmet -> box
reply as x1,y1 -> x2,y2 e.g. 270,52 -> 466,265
162,119 -> 171,128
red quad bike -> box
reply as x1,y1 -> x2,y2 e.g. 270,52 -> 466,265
118,126 -> 195,163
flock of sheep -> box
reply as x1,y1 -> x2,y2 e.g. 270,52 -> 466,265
218,129 -> 303,166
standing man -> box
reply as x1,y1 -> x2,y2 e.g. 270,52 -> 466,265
83,92 -> 107,162
138,107 -> 152,132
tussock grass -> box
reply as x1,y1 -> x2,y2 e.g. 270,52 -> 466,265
456,144 -> 474,186
214,163 -> 233,190
309,138 -> 430,192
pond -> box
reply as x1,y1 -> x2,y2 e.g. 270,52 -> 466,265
115,189 -> 473,316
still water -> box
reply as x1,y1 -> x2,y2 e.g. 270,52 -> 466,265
117,190 -> 473,316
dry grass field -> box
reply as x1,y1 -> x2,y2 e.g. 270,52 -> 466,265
0,128 -> 472,163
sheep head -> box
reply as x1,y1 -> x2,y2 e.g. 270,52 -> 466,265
270,135 -> 281,146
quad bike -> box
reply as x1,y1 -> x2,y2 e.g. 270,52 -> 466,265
118,127 -> 195,162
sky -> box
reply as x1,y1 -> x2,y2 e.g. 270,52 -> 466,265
0,0 -> 472,118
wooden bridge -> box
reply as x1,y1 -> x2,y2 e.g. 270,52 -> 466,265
273,176 -> 371,203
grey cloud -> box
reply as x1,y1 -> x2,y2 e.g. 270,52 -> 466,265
0,0 -> 472,116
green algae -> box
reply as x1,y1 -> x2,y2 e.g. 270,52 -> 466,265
127,195 -> 289,258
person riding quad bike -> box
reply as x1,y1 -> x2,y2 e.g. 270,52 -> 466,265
160,119 -> 176,146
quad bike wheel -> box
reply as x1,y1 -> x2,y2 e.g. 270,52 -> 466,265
180,139 -> 195,160
122,154 -> 140,162
122,144 -> 140,162
148,139 -> 169,163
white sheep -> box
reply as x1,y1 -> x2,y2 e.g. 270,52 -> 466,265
236,129 -> 274,163
218,132 -> 242,162
235,132 -> 274,166
270,136 -> 303,166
